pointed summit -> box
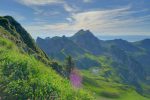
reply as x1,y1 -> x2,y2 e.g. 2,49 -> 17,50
71,29 -> 103,55
73,29 -> 95,38
71,29 -> 100,42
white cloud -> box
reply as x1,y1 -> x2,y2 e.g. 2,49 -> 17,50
16,0 -> 78,13
24,6 -> 150,38
83,0 -> 92,3
66,17 -> 73,22
63,3 -> 78,13
17,0 -> 64,6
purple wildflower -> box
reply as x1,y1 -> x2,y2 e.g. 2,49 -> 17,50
70,68 -> 82,88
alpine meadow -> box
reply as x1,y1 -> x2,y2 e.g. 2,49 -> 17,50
0,0 -> 150,100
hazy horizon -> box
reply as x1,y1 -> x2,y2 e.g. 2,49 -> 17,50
35,32 -> 150,42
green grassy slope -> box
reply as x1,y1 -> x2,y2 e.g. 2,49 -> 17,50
81,69 -> 149,100
80,53 -> 150,99
0,16 -> 51,67
0,29 -> 94,99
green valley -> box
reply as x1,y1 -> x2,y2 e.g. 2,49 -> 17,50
82,69 -> 149,100
37,29 -> 150,100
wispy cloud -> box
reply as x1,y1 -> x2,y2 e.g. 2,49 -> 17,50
24,5 -> 150,38
83,0 -> 92,3
63,3 -> 78,13
16,0 -> 64,6
35,9 -> 60,17
16,0 -> 78,14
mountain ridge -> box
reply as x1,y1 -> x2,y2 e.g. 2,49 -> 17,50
36,29 -> 150,97
71,29 -> 104,55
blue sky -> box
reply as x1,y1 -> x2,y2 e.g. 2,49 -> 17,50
0,0 -> 150,39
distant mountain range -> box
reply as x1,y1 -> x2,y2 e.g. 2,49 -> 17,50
97,35 -> 150,42
37,29 -> 150,96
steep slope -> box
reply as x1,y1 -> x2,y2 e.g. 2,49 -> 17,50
37,36 -> 101,69
105,39 -> 140,53
0,16 -> 93,100
133,39 -> 150,83
0,16 -> 43,53
110,45 -> 146,86
0,36 -> 93,100
107,39 -> 150,88
71,29 -> 104,55
0,16 -> 68,75
82,68 -> 150,100
0,16 -> 50,65
37,36 -> 87,60
134,39 -> 150,52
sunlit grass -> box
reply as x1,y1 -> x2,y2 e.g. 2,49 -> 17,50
0,36 -> 94,100
81,69 -> 149,100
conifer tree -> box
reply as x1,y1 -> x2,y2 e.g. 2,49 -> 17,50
65,56 -> 75,77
